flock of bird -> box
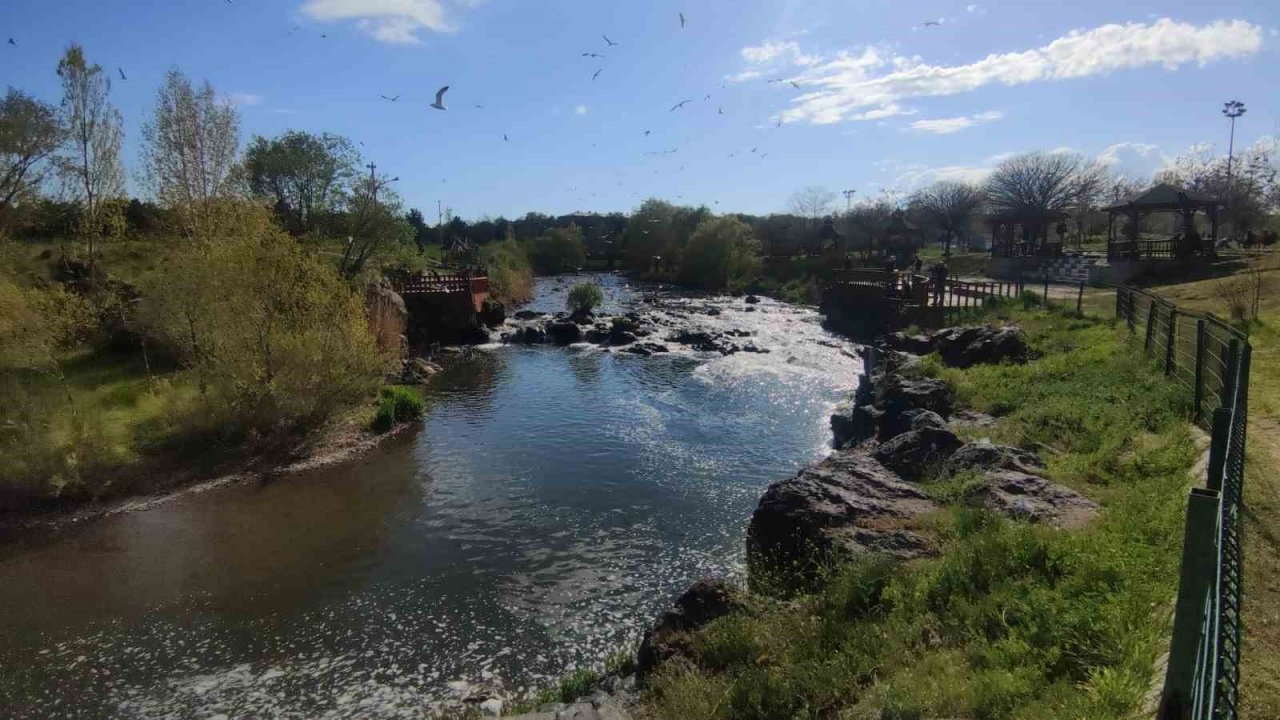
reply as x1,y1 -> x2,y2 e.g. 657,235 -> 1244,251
3,7 -> 950,206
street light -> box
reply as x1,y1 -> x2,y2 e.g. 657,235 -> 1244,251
1222,100 -> 1246,210
842,189 -> 857,213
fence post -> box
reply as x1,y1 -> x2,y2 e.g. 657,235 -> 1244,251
1222,339 -> 1240,409
1207,408 -> 1232,492
1145,300 -> 1156,353
1165,310 -> 1178,376
1159,488 -> 1224,718
1076,280 -> 1085,317
1115,286 -> 1124,322
1193,319 -> 1206,425
1042,274 -> 1050,307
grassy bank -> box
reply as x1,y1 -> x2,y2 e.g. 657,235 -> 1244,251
639,302 -> 1199,719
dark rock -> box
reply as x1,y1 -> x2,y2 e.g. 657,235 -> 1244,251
625,345 -> 651,356
744,306 -> 757,312
514,325 -> 547,344
944,441 -> 1046,476
611,316 -> 640,333
637,579 -> 742,678
963,470 -> 1098,528
704,307 -> 722,316
949,409 -> 999,430
479,297 -> 506,327
725,329 -> 752,338
747,450 -> 938,577
740,343 -> 769,354
400,357 -> 443,384
871,427 -> 963,481
669,330 -> 722,352
610,330 -> 638,346
514,309 -> 544,320
881,376 -> 954,418
883,332 -> 933,355
547,320 -> 582,345
745,295 -> 761,304
637,342 -> 669,354
569,307 -> 595,324
585,326 -> 610,344
931,325 -> 1029,369
878,407 -> 948,441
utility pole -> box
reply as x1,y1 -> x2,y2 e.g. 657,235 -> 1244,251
1222,100 -> 1246,224
437,199 -> 444,249
842,189 -> 857,213
366,163 -> 378,203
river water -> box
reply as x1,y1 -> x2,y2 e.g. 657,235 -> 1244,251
0,274 -> 860,718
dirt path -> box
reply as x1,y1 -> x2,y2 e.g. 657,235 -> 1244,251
1241,414 -> 1280,718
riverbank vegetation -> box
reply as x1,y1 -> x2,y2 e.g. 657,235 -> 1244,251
639,302 -> 1199,719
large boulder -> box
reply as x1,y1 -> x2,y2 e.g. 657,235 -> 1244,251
963,470 -> 1098,528
879,407 -> 948,441
547,320 -> 583,345
944,441 -> 1046,477
871,427 -> 963,481
513,325 -> 547,344
669,330 -> 723,352
931,325 -> 1029,369
479,297 -> 506,327
514,309 -> 544,320
610,330 -> 639,346
880,376 -> 954,418
748,451 -> 938,577
882,331 -> 933,355
636,579 -> 742,678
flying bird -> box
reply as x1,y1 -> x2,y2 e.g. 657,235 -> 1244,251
790,81 -> 801,89
288,26 -> 300,36
718,107 -> 724,115
776,117 -> 782,128
679,12 -> 686,28
504,133 -> 509,141
474,104 -> 484,108
643,130 -> 651,136
703,94 -> 711,101
669,99 -> 692,111
582,52 -> 603,58
320,33 -> 328,38
751,147 -> 757,153
6,38 -> 15,46
923,20 -> 941,26
430,86 -> 449,110
602,34 -> 618,46
118,67 -> 127,80
592,68 -> 602,81
767,78 -> 783,83
381,94 -> 400,102
761,153 -> 769,158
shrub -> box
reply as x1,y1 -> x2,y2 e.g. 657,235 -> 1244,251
480,238 -> 534,304
370,386 -> 423,432
566,282 -> 604,313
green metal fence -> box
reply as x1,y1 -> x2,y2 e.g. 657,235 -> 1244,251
1115,287 -> 1250,720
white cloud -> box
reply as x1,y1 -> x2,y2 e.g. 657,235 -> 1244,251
301,0 -> 453,44
740,40 -> 820,67
909,109 -> 1003,134
966,4 -> 981,13
574,104 -> 588,115
226,92 -> 263,107
752,18 -> 1262,124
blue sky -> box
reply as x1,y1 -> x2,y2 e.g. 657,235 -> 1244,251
2,0 -> 1278,220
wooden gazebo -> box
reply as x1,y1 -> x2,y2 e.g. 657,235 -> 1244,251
1103,183 -> 1221,261
986,209 -> 1070,258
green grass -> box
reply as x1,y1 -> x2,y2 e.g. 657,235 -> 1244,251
370,385 -> 424,432
640,303 -> 1199,719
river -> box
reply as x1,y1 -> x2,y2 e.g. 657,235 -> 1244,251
0,274 -> 860,718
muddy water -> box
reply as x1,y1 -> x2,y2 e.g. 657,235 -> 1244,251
0,274 -> 860,718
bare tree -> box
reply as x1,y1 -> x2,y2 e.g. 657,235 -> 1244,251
56,44 -> 124,274
908,180 -> 984,255
141,68 -> 242,237
0,88 -> 64,221
787,186 -> 836,253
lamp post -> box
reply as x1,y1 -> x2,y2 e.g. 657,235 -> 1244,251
842,189 -> 857,213
1222,100 -> 1246,219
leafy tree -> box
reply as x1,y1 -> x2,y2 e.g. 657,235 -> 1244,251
55,44 -> 124,276
527,224 -> 586,274
141,68 -> 242,237
124,198 -> 168,236
566,282 -> 604,313
0,88 -> 63,224
140,203 -> 387,435
680,216 -> 760,291
405,207 -> 430,251
338,170 -> 412,279
245,130 -> 358,235
908,181 -> 984,255
480,238 -> 533,303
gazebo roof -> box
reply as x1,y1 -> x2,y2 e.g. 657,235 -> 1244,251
1103,183 -> 1222,212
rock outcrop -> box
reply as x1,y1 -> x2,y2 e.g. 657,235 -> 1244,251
962,470 -> 1098,528
748,450 -> 938,575
871,427 -> 963,481
931,324 -> 1029,369
943,441 -> 1046,477
546,320 -> 583,345
637,579 -> 742,677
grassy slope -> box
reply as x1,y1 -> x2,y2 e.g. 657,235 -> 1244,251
1143,250 -> 1280,718
641,304 -> 1198,719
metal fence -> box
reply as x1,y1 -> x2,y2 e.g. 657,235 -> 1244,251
1115,287 -> 1250,720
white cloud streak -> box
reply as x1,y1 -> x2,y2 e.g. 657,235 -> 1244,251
909,110 -> 1003,134
574,104 -> 588,115
226,92 -> 263,107
737,18 -> 1262,125
301,0 -> 453,44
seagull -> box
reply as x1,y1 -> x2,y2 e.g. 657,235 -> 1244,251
358,141 -> 365,146
767,78 -> 783,83
751,147 -> 757,153
504,133 -> 509,141
679,12 -> 686,28
790,81 -> 801,89
320,33 -> 328,38
474,104 -> 484,108
6,38 -> 15,46
602,34 -> 619,46
761,153 -> 769,158
430,86 -> 449,110
118,67 -> 127,80
592,68 -> 602,81
703,94 -> 711,101
643,130 -> 651,136
776,117 -> 782,128
718,107 -> 724,115
582,52 -> 603,58
923,20 -> 941,26
381,94 -> 400,102
669,99 -> 692,111
288,25 -> 300,36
